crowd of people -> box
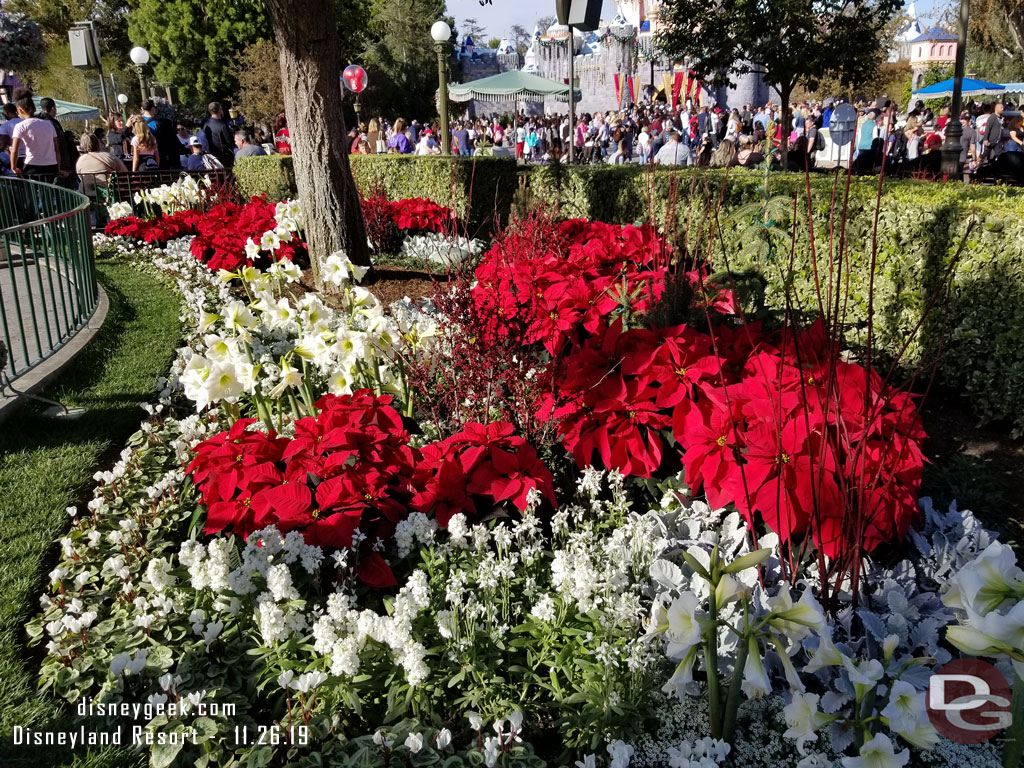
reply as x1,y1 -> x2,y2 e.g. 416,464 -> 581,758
348,95 -> 1024,179
0,91 -> 292,188
2,85 -> 1022,195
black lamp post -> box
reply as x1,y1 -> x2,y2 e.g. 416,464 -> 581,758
940,0 -> 970,178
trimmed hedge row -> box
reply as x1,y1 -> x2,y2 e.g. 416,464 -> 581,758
233,154 -> 519,236
530,165 -> 1024,433
231,156 -> 1024,431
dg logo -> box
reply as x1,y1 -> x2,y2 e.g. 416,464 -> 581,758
927,659 -> 1013,743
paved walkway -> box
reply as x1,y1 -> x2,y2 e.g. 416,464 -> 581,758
0,240 -> 85,378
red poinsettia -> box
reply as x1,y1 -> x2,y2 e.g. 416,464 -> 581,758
188,393 -> 557,585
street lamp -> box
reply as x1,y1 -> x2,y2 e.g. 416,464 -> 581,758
940,0 -> 970,179
129,46 -> 150,103
117,92 -> 128,120
431,20 -> 452,155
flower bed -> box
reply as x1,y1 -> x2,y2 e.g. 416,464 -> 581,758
27,206 -> 1024,768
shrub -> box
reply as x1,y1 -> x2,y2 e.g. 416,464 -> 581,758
233,154 -> 297,201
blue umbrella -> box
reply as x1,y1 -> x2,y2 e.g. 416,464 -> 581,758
912,77 -> 1004,99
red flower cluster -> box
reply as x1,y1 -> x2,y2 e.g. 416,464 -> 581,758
105,199 -> 307,272
189,198 -> 305,272
545,318 -> 925,557
412,422 -> 555,526
105,209 -> 202,246
188,391 -> 555,584
472,218 -> 669,355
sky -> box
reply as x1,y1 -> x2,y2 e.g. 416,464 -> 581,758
445,0 -> 618,42
444,0 -> 944,45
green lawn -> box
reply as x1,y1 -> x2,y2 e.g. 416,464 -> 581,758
0,259 -> 180,768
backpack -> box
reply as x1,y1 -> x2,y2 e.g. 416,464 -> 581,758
814,130 -> 825,152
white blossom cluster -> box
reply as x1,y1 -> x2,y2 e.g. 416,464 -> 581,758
131,174 -> 213,215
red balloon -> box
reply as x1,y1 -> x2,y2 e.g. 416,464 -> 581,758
342,64 -> 368,94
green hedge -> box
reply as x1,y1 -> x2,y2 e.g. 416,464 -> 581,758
234,155 -> 296,202
529,165 -> 1024,433
348,156 -> 518,235
232,155 -> 519,236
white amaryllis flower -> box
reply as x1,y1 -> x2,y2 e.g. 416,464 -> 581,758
840,733 -> 909,768
767,582 -> 826,641
843,657 -> 884,699
783,692 -> 832,755
881,680 -> 926,736
664,591 -> 703,659
204,363 -> 243,405
255,296 -> 295,329
260,230 -> 282,251
741,636 -> 772,699
803,631 -> 846,673
943,541 -> 1024,614
268,258 -> 302,283
244,238 -> 261,260
222,300 -> 256,333
269,358 -> 303,399
947,601 -> 1024,662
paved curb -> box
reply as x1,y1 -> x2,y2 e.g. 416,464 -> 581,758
0,284 -> 110,424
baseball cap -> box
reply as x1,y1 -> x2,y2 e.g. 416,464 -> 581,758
188,136 -> 201,147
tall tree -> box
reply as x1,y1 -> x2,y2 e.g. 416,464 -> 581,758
509,23 -> 529,55
3,0 -> 129,53
230,39 -> 285,128
966,0 -> 1024,81
657,0 -> 901,169
972,0 -> 1024,65
460,17 -> 486,43
0,10 -> 45,73
359,0 -> 447,120
535,15 -> 555,33
127,0 -> 271,103
264,0 -> 370,281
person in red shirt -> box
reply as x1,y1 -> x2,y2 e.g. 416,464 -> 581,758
274,114 -> 291,155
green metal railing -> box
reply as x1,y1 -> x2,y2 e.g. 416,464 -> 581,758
0,176 -> 98,381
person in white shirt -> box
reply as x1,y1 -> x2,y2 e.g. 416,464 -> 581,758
9,93 -> 60,179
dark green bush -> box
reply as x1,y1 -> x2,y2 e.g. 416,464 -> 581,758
529,165 -> 1024,434
233,155 -> 297,201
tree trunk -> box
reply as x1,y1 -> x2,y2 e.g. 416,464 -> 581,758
264,0 -> 371,289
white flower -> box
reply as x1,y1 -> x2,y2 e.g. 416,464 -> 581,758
291,670 -> 328,693
840,733 -> 909,768
741,637 -> 771,699
768,582 -> 826,641
575,755 -> 596,768
467,711 -> 483,730
260,230 -> 282,251
404,732 -> 423,753
435,728 -> 452,750
483,736 -> 501,768
244,238 -> 261,259
664,591 -> 703,659
783,692 -> 831,754
943,541 -> 1024,614
607,739 -> 634,768
277,670 -> 295,690
372,730 -> 394,748
843,657 -> 884,698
